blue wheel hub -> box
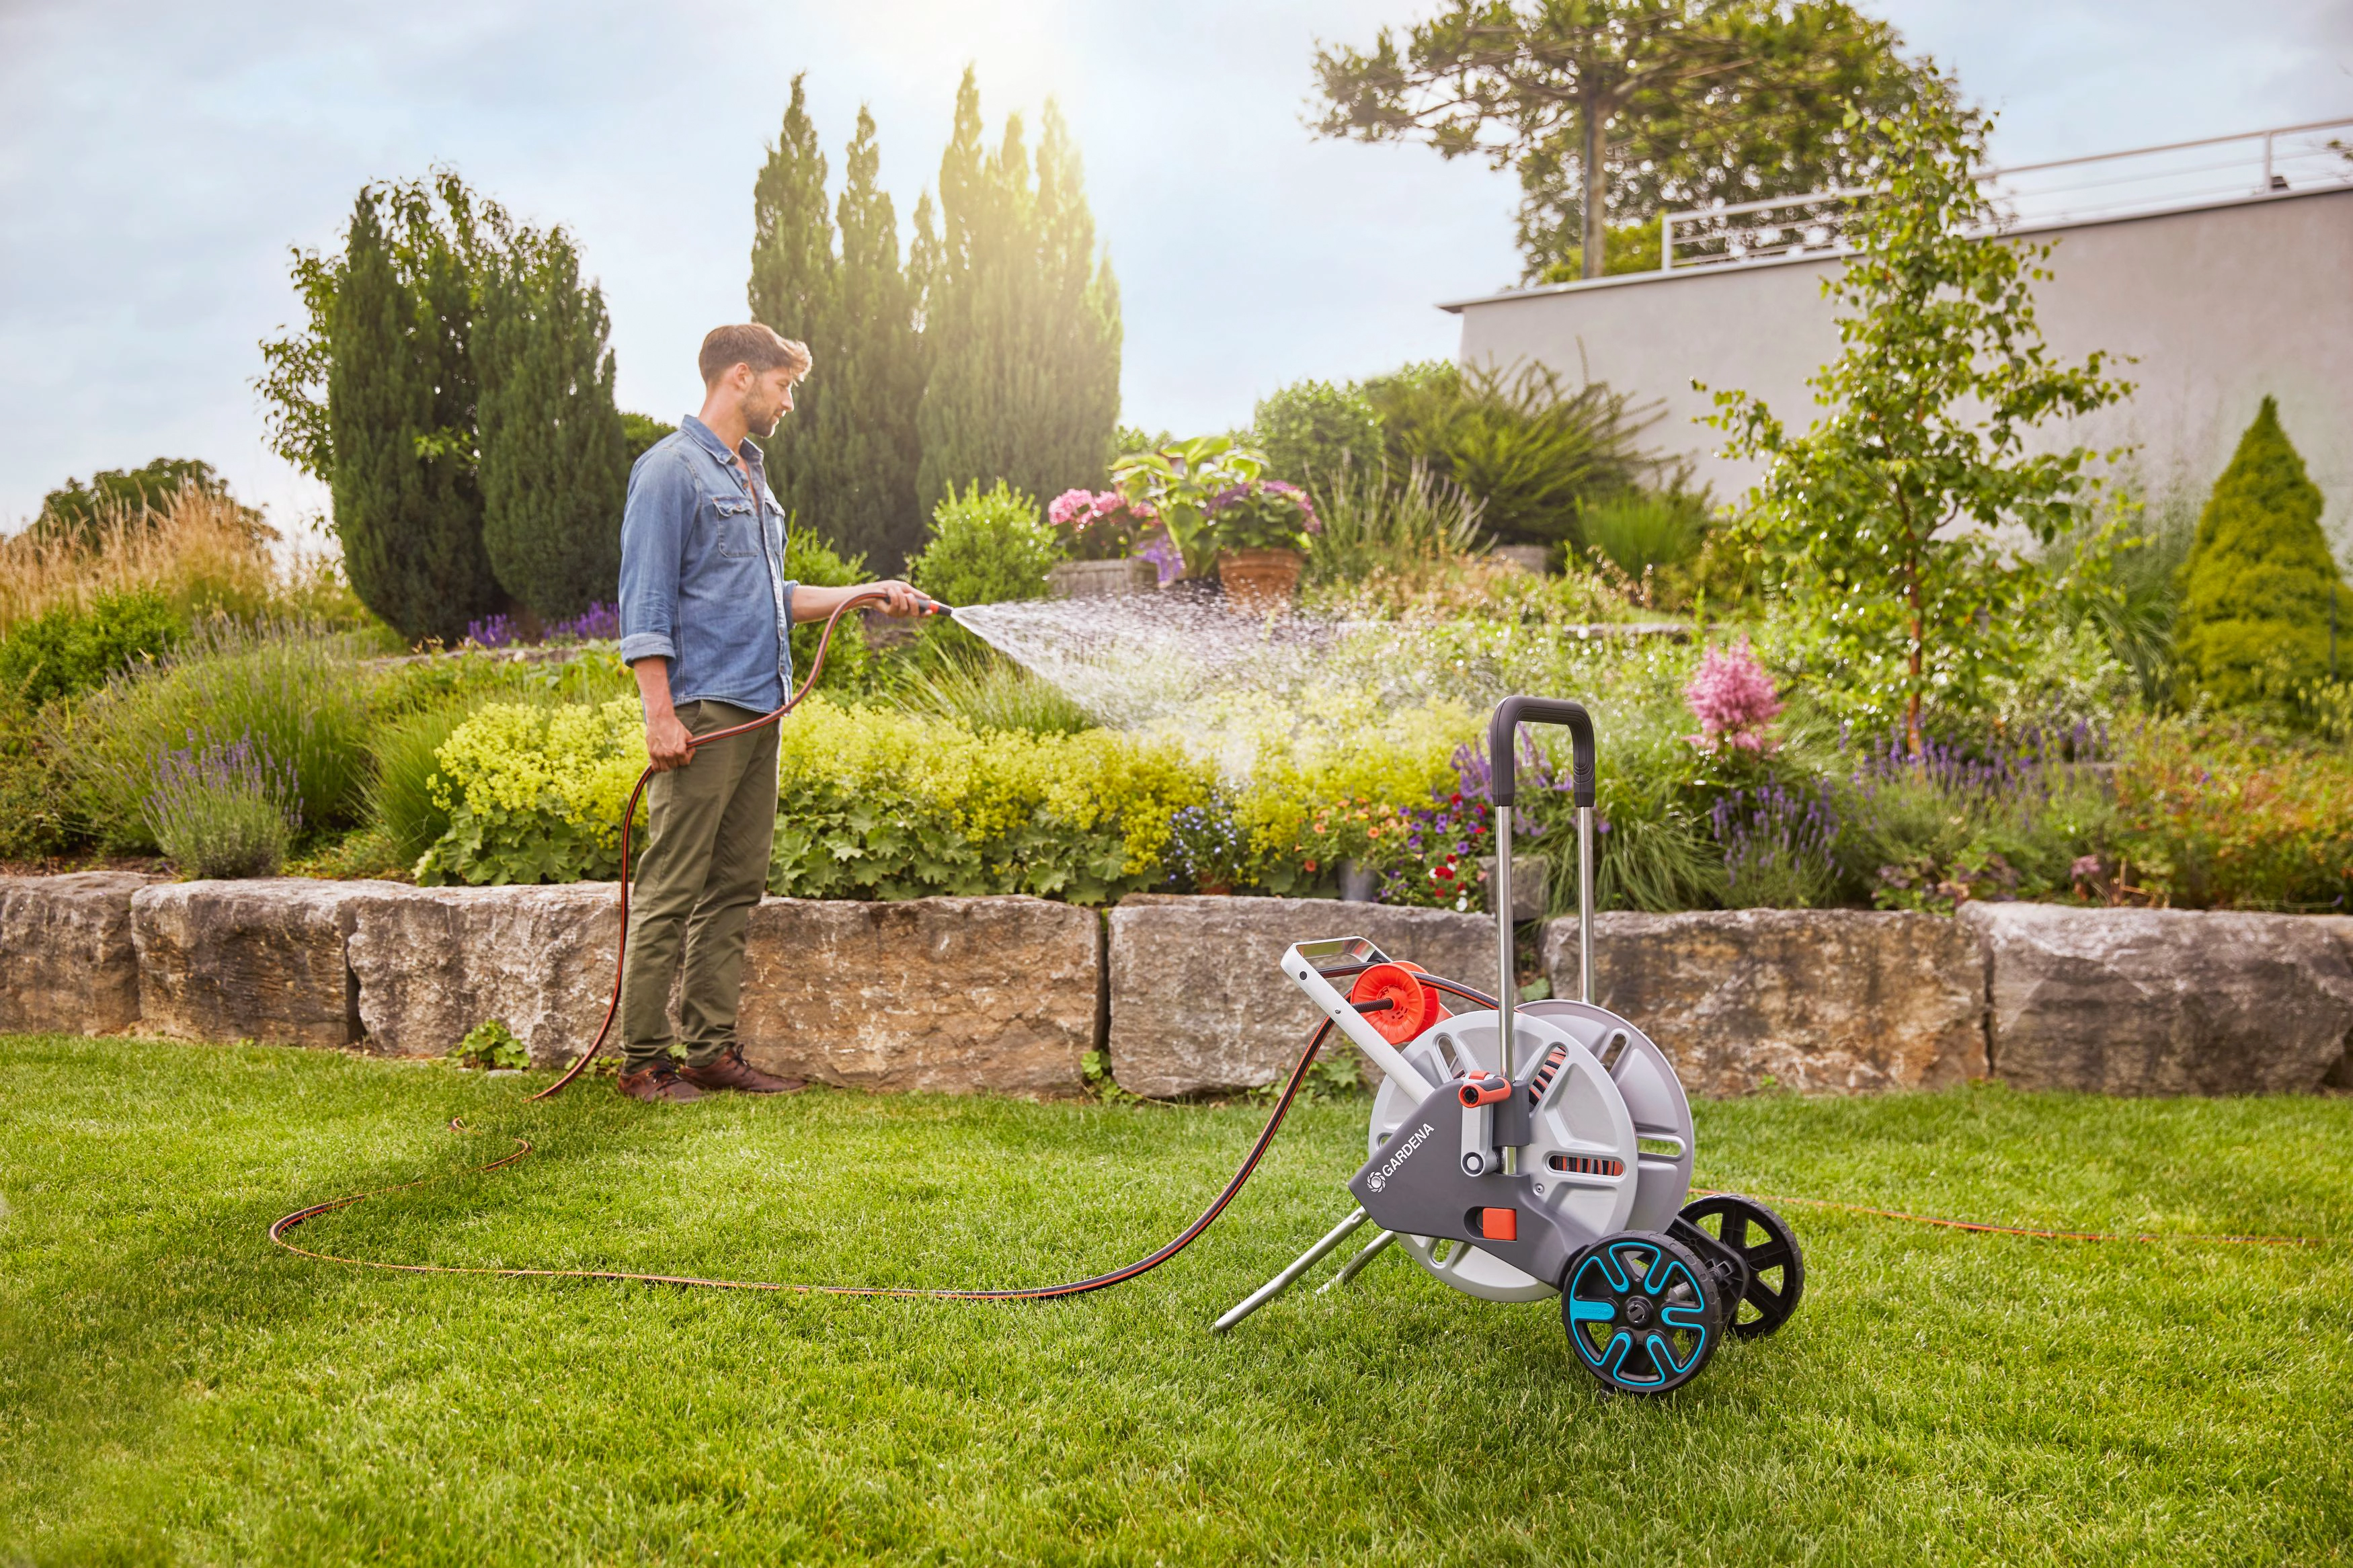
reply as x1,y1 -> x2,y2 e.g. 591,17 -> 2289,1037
1562,1231 -> 1723,1395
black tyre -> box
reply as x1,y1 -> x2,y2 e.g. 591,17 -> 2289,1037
1560,1231 -> 1723,1395
1677,1194 -> 1804,1339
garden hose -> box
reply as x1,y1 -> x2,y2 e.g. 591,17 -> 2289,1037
270,1015 -> 1341,1298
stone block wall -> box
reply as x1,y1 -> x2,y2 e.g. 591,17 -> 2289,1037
346,883 -> 622,1064
5,876 -> 2349,1100
132,879 -> 395,1048
1960,903 -> 2353,1095
1542,911 -> 1987,1096
736,897 -> 1099,1096
1107,895 -> 1497,1098
0,872 -> 152,1035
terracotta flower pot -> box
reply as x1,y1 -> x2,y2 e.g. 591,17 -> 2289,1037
1216,548 -> 1304,611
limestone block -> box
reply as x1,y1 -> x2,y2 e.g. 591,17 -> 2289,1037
2320,917 -> 2353,1089
1544,909 -> 1987,1097
0,872 -> 154,1034
131,879 -> 401,1048
346,882 -> 621,1064
735,896 -> 1100,1096
1107,895 -> 1497,1098
1960,903 -> 2353,1096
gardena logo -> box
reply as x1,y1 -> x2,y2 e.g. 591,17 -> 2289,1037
1365,1120 -> 1438,1194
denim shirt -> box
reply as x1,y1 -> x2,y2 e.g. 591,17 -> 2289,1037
617,415 -> 797,711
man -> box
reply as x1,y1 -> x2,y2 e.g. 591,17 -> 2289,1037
613,323 -> 928,1104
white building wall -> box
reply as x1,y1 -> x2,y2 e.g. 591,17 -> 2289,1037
1446,187 -> 2353,549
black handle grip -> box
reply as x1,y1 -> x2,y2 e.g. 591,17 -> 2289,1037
1488,695 -> 1595,808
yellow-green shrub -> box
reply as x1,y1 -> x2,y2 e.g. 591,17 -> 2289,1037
413,694 -> 1215,900
768,698 -> 1212,902
415,697 -> 647,884
1224,695 -> 1473,891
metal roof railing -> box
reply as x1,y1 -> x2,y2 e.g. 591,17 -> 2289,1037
1659,116 -> 2353,272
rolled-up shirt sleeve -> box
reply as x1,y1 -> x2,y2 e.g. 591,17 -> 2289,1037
617,452 -> 682,667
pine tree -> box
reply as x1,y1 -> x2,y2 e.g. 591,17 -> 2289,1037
2173,397 -> 2351,709
915,69 -> 1122,520
325,183 -> 502,645
477,224 -> 630,619
748,75 -> 837,528
819,106 -> 926,570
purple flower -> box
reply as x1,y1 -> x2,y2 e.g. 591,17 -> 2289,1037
467,612 -> 516,649
1138,531 -> 1183,585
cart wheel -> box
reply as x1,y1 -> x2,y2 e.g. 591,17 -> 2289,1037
1560,1231 -> 1723,1395
1677,1194 -> 1804,1339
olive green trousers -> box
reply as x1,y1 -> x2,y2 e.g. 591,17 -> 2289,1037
619,700 -> 779,1071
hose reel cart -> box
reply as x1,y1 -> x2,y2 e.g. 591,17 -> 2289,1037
1213,695 -> 1806,1395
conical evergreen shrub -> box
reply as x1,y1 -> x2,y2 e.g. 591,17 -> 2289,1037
477,226 -> 629,619
2173,397 -> 2350,710
326,183 -> 503,645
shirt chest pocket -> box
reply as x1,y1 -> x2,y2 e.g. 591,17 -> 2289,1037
707,495 -> 759,560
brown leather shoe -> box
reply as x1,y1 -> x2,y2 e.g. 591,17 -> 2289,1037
617,1063 -> 705,1103
678,1044 -> 805,1095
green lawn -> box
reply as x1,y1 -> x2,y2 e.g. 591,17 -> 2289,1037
5,1034 -> 2349,1566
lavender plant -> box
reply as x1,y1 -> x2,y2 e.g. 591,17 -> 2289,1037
1710,780 -> 1840,909
141,737 -> 301,879
1834,722 -> 2115,910
61,620 -> 374,852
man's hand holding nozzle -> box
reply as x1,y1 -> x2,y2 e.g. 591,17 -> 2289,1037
865,579 -> 943,617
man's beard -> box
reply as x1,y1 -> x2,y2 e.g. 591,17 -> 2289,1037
742,392 -> 786,438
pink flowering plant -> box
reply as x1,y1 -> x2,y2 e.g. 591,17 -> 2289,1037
1202,479 -> 1322,554
1047,488 -> 1154,562
1684,638 -> 1784,753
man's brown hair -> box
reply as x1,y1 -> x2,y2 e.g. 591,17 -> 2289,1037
698,323 -> 811,386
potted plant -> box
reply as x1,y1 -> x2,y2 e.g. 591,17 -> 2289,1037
1203,479 -> 1320,608
1045,489 -> 1158,597
1110,436 -> 1269,583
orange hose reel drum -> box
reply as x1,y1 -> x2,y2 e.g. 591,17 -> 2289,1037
1347,962 -> 1449,1044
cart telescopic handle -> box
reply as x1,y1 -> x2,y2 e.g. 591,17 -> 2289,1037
1487,696 -> 1595,807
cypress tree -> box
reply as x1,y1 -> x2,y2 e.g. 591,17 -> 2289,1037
1032,104 -> 1122,487
2173,397 -> 2351,708
748,75 -> 837,528
477,225 -> 630,618
915,69 -> 1121,519
820,106 -> 927,570
325,183 -> 502,645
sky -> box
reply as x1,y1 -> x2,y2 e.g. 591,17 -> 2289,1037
1,0 -> 2348,530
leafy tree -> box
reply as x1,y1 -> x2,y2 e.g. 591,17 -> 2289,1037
1314,1 -> 1952,280
1364,359 -> 1654,548
621,413 -> 675,464
820,106 -> 927,571
916,70 -> 1121,518
323,179 -> 504,645
1251,380 -> 1383,497
1708,108 -> 2129,755
748,75 -> 838,530
34,459 -> 265,549
2173,398 -> 2352,712
476,225 -> 629,619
